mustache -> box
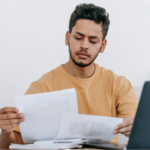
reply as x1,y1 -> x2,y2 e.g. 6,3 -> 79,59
76,50 -> 91,57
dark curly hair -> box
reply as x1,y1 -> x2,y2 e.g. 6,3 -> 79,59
69,3 -> 110,40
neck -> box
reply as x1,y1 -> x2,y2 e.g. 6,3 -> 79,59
63,58 -> 95,78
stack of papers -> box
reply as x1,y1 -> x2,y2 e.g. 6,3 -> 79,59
10,143 -> 81,149
11,88 -> 123,149
10,139 -> 84,149
9,143 -> 82,149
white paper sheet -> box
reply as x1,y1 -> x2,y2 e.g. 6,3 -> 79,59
15,88 -> 78,143
55,113 -> 123,142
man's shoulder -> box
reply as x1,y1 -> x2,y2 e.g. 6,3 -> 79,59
97,64 -> 120,79
36,65 -> 60,84
96,64 -> 129,84
37,69 -> 55,83
25,66 -> 61,94
99,65 -> 115,76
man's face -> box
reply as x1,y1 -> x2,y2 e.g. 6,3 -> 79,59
66,19 -> 106,67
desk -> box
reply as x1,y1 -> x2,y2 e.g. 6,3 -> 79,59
74,148 -> 124,150
9,149 -> 105,150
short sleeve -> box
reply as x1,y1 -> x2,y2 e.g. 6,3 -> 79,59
13,126 -> 20,133
25,81 -> 44,95
115,76 -> 139,118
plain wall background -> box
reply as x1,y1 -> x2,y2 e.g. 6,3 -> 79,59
0,0 -> 150,108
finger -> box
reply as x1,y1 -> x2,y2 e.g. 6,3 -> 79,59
119,125 -> 132,133
0,124 -> 19,130
0,113 -> 24,120
0,118 -> 24,125
115,120 -> 133,130
114,125 -> 132,134
123,132 -> 130,137
0,107 -> 19,114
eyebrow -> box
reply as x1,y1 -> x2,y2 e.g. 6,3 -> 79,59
75,32 -> 99,39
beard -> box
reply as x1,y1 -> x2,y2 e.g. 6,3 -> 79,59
69,43 -> 101,67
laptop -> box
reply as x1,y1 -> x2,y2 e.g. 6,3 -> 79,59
84,81 -> 150,149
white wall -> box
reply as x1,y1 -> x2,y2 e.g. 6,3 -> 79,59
0,0 -> 150,108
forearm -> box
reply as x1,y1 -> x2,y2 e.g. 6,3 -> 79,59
0,131 -> 16,149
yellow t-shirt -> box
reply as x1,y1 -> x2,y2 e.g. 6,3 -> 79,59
14,63 -> 139,142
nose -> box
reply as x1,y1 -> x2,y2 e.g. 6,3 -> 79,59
80,38 -> 89,51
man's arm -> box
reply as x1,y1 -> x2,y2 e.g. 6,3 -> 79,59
0,131 -> 16,149
0,79 -> 46,148
0,131 -> 23,148
112,75 -> 139,137
13,131 -> 24,144
0,107 -> 24,149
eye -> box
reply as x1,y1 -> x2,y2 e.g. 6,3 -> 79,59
75,37 -> 82,40
90,41 -> 97,44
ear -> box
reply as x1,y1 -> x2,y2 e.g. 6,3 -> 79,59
100,39 -> 107,53
65,31 -> 70,45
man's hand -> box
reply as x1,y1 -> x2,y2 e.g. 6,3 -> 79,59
0,107 -> 24,134
112,116 -> 135,137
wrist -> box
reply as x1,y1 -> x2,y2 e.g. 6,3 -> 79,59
1,130 -> 12,136
0,131 -> 13,149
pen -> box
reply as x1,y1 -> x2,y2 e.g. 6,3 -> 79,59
54,141 -> 72,143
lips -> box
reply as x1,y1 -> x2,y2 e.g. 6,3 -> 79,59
77,53 -> 89,59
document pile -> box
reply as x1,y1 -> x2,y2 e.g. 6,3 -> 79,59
10,139 -> 85,149
10,88 -> 123,149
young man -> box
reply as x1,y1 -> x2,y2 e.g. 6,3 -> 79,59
0,3 -> 138,148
